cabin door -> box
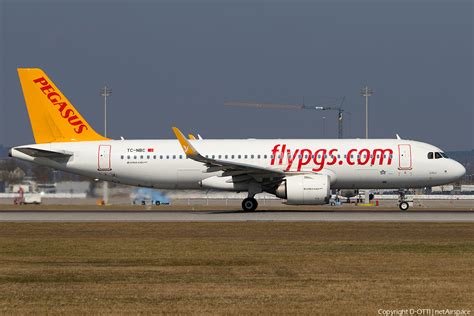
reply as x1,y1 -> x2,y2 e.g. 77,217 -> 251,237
398,144 -> 412,170
98,145 -> 112,171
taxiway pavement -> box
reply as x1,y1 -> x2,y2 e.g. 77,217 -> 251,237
1,211 -> 473,222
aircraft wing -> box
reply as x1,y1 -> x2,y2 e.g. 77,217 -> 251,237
172,127 -> 284,181
14,147 -> 73,158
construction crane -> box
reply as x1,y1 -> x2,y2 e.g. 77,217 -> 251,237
225,97 -> 349,139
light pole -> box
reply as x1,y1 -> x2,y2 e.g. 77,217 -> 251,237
360,86 -> 373,139
322,116 -> 326,137
100,85 -> 111,205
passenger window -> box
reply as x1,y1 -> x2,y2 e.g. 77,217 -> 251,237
153,155 -> 156,159
264,155 -> 267,159
244,155 -> 248,159
147,155 -> 150,159
127,155 -> 130,159
120,155 -> 124,159
160,155 -> 163,159
140,155 -> 143,159
435,152 -> 442,159
231,155 -> 235,159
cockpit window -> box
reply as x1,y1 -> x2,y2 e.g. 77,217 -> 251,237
427,152 -> 433,159
435,152 -> 442,159
440,152 -> 448,158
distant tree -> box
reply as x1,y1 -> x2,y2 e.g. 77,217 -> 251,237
0,159 -> 26,183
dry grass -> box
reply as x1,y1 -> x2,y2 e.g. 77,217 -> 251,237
0,222 -> 472,314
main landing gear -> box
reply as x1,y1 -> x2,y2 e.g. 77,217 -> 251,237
242,197 -> 258,212
241,182 -> 262,212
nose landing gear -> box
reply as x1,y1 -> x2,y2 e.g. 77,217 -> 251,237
399,201 -> 410,211
397,189 -> 411,211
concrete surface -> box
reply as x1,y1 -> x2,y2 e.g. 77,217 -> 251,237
1,210 -> 473,222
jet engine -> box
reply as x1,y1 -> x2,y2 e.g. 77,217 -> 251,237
275,174 -> 330,205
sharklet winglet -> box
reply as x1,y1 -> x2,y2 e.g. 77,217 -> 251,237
172,127 -> 199,157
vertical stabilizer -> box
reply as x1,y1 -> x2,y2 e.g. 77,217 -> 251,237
17,68 -> 107,143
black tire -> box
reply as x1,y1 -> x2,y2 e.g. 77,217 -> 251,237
399,202 -> 409,211
242,197 -> 258,211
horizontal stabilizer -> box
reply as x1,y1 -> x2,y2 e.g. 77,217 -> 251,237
15,147 -> 73,158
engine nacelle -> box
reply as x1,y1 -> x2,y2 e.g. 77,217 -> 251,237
275,174 -> 330,205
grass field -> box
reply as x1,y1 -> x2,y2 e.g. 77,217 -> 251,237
0,222 -> 472,314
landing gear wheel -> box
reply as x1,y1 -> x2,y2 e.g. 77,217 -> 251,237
242,197 -> 258,212
399,202 -> 409,211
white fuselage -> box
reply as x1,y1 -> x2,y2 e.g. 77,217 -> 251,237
11,138 -> 465,191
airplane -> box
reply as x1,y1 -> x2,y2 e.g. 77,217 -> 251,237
9,68 -> 466,211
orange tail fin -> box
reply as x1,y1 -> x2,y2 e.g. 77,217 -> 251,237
17,68 -> 107,143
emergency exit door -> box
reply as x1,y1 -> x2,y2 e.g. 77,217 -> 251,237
398,144 -> 412,170
98,145 -> 112,171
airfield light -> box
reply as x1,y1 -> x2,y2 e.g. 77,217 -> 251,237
360,86 -> 373,139
100,85 -> 112,137
100,85 -> 112,205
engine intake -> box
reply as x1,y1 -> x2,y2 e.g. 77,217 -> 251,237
275,174 -> 330,205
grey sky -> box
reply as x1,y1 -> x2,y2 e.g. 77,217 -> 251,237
1,0 -> 472,151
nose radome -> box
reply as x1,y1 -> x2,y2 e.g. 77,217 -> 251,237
452,161 -> 466,179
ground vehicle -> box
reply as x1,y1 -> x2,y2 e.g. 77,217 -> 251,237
14,188 -> 42,205
131,188 -> 170,206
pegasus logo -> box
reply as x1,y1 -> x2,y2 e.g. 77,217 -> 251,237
33,77 -> 88,134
